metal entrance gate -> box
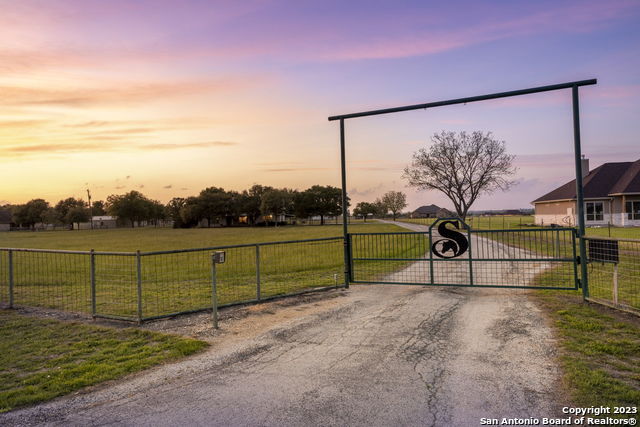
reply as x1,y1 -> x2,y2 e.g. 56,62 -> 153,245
349,218 -> 579,290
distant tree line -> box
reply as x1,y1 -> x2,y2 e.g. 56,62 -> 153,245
2,184 -> 348,230
352,190 -> 407,222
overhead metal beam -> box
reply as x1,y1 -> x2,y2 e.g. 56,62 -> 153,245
328,79 -> 597,121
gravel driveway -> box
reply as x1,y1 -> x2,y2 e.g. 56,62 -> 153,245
2,223 -> 566,426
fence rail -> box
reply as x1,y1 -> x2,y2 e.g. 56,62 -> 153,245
585,236 -> 640,314
0,237 -> 345,322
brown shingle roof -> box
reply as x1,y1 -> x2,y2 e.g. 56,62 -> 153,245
414,204 -> 441,214
609,159 -> 640,194
532,160 -> 640,203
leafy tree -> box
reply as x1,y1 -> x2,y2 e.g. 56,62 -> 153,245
12,199 -> 50,229
198,187 -> 230,227
179,197 -> 203,227
147,200 -> 166,226
373,198 -> 387,218
42,207 -> 62,228
166,197 -> 187,228
225,190 -> 243,226
66,206 -> 90,229
300,185 -> 346,225
55,198 -> 87,226
242,184 -> 273,225
381,191 -> 407,221
91,200 -> 107,216
403,131 -> 516,219
106,191 -> 152,227
261,188 -> 296,224
293,190 -> 314,219
353,202 -> 378,222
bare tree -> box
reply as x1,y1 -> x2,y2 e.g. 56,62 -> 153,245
381,191 -> 407,221
403,131 -> 516,219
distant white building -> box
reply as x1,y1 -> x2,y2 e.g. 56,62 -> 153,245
76,216 -> 118,230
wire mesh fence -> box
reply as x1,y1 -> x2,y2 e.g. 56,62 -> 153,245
94,252 -> 139,320
0,237 -> 344,322
585,236 -> 640,313
0,250 -> 8,306
0,249 -> 92,313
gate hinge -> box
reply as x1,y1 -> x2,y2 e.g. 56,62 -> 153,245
577,279 -> 582,289
576,256 -> 581,265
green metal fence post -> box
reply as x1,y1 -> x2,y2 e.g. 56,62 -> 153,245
8,249 -> 14,309
90,249 -> 96,318
255,244 -> 261,300
348,234 -> 354,283
136,250 -> 143,323
428,228 -> 434,285
340,118 -> 350,288
572,85 -> 589,300
211,254 -> 218,329
467,228 -> 474,286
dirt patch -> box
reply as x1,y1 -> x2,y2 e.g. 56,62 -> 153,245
142,288 -> 351,343
6,288 -> 351,341
8,305 -> 94,323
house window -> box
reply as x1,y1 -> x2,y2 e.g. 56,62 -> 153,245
585,202 -> 603,221
626,201 -> 640,220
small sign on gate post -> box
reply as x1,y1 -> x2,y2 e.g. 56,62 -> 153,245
211,251 -> 226,329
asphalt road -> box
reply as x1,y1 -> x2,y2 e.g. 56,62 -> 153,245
2,223 -> 566,426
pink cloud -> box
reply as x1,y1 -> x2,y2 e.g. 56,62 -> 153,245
0,75 -> 269,108
309,0 -> 639,62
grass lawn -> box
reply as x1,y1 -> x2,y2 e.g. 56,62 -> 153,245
0,222 -> 392,252
398,215 -> 534,230
533,292 -> 640,411
586,226 -> 640,240
1,223 -> 424,320
0,310 -> 207,413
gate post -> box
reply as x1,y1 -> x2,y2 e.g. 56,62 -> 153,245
8,249 -> 14,309
572,85 -> 589,300
136,250 -> 143,323
211,254 -> 218,329
340,118 -> 350,288
255,244 -> 261,301
90,249 -> 96,318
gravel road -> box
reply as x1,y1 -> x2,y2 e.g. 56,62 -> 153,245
2,223 -> 567,427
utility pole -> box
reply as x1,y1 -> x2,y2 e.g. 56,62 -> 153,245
87,188 -> 93,230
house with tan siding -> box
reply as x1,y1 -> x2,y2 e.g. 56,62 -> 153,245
532,158 -> 640,227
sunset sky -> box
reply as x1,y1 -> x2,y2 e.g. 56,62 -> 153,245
1,0 -> 639,211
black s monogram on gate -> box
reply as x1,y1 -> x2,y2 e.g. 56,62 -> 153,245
432,220 -> 469,259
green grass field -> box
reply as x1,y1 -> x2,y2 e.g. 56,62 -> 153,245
585,226 -> 640,239
1,222 -> 384,252
1,223 -> 424,320
533,293 -> 640,411
399,215 -> 535,230
0,310 -> 207,413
